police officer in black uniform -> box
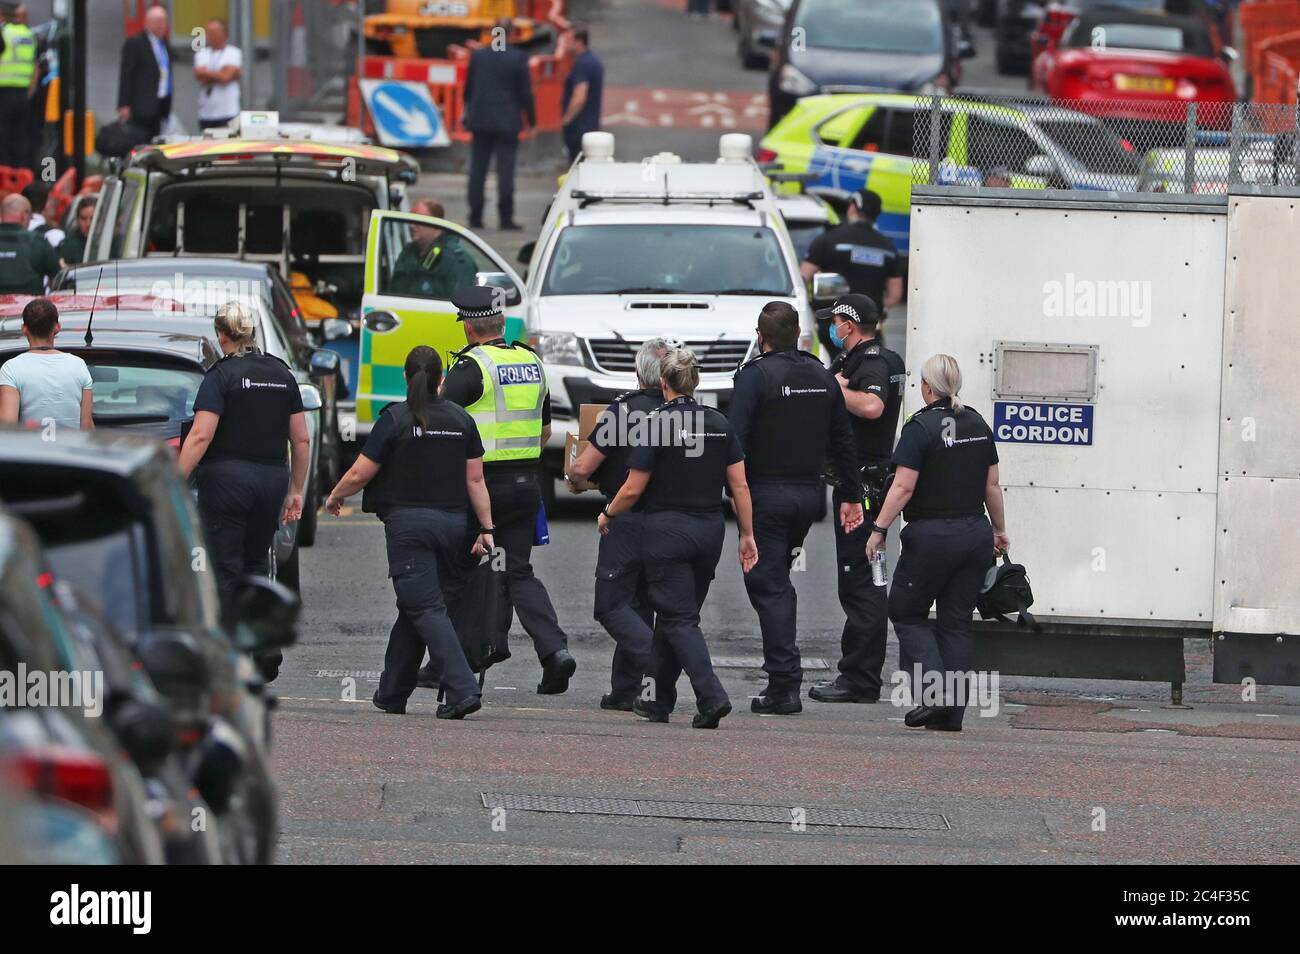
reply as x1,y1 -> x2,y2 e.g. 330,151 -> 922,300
416,285 -> 576,695
178,301 -> 311,680
808,293 -> 906,705
565,337 -> 673,711
801,189 -> 903,356
727,302 -> 864,714
867,354 -> 1008,732
597,347 -> 758,729
324,345 -> 493,720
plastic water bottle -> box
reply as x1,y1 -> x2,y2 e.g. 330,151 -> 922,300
870,550 -> 888,587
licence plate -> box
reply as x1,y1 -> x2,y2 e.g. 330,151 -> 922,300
1115,74 -> 1175,93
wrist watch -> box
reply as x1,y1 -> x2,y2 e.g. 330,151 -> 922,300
870,522 -> 889,534
602,506 -> 615,520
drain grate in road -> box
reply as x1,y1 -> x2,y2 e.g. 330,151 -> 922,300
480,792 -> 949,830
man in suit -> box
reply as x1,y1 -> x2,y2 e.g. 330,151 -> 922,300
116,4 -> 172,139
463,18 -> 535,231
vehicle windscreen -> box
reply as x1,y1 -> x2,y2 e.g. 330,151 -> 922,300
1037,119 -> 1140,175
542,224 -> 795,296
85,356 -> 204,425
1065,19 -> 1213,57
795,0 -> 943,54
785,222 -> 827,262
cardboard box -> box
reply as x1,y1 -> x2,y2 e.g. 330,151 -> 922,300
564,403 -> 608,493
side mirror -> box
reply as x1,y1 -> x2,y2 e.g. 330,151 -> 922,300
309,348 -> 341,376
476,270 -> 522,306
1024,154 -> 1055,178
958,39 -> 976,60
107,696 -> 175,774
134,630 -> 211,707
322,318 -> 352,342
235,576 -> 300,654
516,240 -> 536,264
298,383 -> 322,411
811,271 -> 850,303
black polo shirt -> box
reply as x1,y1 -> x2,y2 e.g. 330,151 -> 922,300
360,399 -> 484,516
805,220 -> 899,307
893,399 -> 998,521
626,397 -> 745,514
586,386 -> 664,504
194,350 -> 303,466
830,337 -> 906,465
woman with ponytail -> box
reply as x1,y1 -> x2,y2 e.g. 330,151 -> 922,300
325,345 -> 494,720
179,300 -> 311,682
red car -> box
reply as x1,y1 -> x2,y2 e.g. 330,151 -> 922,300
1032,10 -> 1236,128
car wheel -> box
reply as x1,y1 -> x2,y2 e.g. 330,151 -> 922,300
297,473 -> 318,548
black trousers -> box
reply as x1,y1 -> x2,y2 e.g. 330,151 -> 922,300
195,458 -> 289,627
487,470 -> 567,662
888,516 -> 992,723
377,507 -> 480,707
832,490 -> 889,695
593,509 -> 653,701
743,482 -> 821,696
642,510 -> 728,715
467,130 -> 518,225
0,88 -> 31,170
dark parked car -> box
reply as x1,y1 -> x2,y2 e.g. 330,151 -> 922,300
0,292 -> 330,585
769,0 -> 970,127
0,430 -> 299,864
52,257 -> 349,501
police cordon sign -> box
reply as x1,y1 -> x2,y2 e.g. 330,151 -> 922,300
360,80 -> 451,148
993,401 -> 1094,446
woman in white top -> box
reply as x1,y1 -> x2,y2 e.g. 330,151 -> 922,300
0,298 -> 94,431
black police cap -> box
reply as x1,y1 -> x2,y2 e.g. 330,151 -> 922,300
851,189 -> 883,220
816,293 -> 880,327
452,284 -> 503,321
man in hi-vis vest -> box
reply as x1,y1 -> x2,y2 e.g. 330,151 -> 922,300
417,285 -> 577,695
0,3 -> 38,171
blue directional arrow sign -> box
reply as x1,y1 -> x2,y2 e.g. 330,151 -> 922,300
360,80 -> 451,148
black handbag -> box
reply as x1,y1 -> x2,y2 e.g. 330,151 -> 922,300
95,120 -> 151,158
976,552 -> 1037,628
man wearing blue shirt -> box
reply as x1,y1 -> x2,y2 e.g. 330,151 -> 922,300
116,4 -> 172,138
559,24 -> 604,163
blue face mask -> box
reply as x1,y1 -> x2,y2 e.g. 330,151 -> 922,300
829,322 -> 845,348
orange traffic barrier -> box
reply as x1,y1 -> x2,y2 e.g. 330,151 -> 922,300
0,166 -> 35,198
1240,1 -> 1300,93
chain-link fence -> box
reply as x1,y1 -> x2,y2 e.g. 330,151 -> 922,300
271,0 -> 362,122
907,95 -> 1300,195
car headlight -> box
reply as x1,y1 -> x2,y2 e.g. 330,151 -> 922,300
778,64 -> 818,97
529,331 -> 583,366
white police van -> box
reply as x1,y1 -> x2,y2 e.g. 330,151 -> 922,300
520,132 -> 822,483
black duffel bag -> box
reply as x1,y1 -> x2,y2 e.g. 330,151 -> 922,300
450,554 -> 511,679
95,120 -> 151,158
976,551 -> 1037,628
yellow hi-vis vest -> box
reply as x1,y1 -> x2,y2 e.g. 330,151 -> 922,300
0,23 -> 36,89
463,343 -> 546,462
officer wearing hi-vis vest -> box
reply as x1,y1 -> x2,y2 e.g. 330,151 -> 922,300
0,4 -> 38,172
417,285 -> 577,695
808,293 -> 906,705
726,302 -> 864,714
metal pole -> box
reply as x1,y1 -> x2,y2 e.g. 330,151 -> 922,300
238,0 -> 254,108
1182,101 -> 1197,194
71,0 -> 86,185
1227,103 -> 1242,188
927,93 -> 942,184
